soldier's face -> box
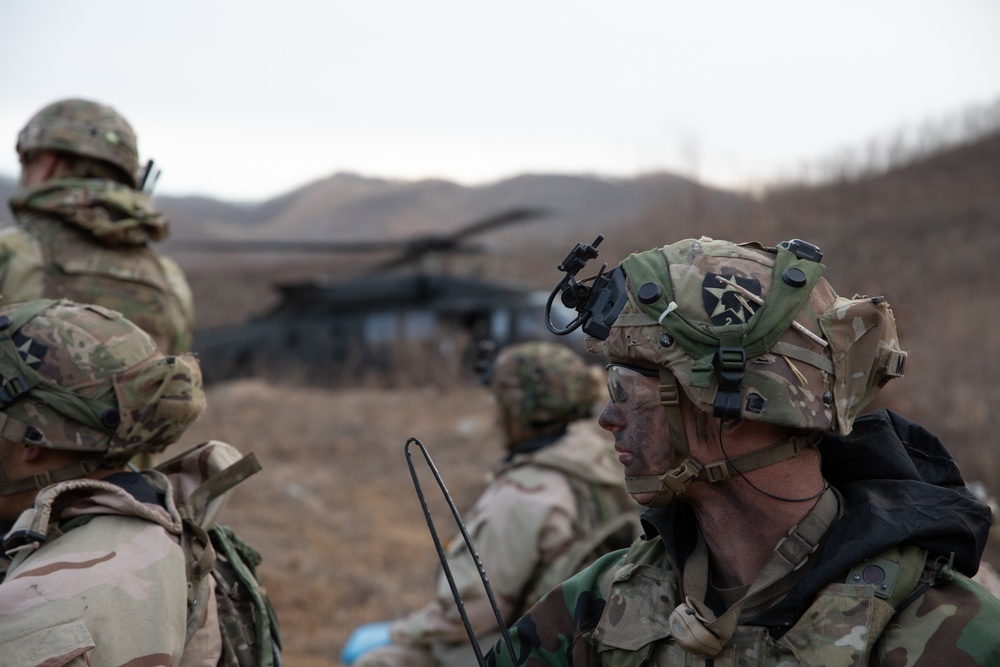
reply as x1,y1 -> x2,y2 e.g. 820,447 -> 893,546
18,151 -> 48,189
599,363 -> 676,502
0,441 -> 27,521
0,439 -> 47,522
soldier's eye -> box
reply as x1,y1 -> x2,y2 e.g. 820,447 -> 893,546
608,380 -> 628,404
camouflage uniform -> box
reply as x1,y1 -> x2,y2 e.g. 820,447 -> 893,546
484,238 -> 1000,666
357,343 -> 639,667
0,299 -> 219,665
2,99 -> 194,354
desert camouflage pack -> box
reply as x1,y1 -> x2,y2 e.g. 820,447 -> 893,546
156,441 -> 284,667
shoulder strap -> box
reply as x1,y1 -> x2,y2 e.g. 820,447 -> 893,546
526,512 -> 642,607
187,453 -> 261,521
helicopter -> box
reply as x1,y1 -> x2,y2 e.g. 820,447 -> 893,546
170,207 -> 587,386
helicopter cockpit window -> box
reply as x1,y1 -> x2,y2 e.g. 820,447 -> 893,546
404,311 -> 437,340
490,309 -> 512,343
364,312 -> 398,345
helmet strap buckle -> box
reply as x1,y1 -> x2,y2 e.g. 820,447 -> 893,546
712,344 -> 746,420
661,458 -> 704,495
0,374 -> 30,406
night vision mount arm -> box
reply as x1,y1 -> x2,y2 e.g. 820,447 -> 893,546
138,159 -> 161,194
545,235 -> 629,341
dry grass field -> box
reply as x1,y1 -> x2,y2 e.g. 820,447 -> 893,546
174,379 -> 505,667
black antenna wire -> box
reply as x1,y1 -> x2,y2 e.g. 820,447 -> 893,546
404,437 -> 517,667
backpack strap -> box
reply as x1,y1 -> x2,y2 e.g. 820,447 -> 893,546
181,517 -> 218,644
526,511 -> 642,606
187,453 -> 262,520
161,448 -> 263,648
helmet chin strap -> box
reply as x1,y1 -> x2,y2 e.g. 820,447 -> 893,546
624,367 -> 696,508
0,459 -> 106,496
624,367 -> 817,508
0,411 -> 107,496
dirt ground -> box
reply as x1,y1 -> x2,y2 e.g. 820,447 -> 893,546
174,379 -> 506,667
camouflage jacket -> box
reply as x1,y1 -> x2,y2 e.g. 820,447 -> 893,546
390,422 -> 639,650
485,410 -> 1000,666
0,467 -> 222,666
2,178 -> 194,354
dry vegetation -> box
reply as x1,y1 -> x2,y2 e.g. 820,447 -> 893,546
174,380 -> 504,667
172,116 -> 1000,666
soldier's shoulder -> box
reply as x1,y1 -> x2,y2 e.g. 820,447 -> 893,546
159,252 -> 194,302
877,571 -> 1000,664
0,225 -> 37,250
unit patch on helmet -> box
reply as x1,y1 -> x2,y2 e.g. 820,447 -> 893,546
11,331 -> 47,368
703,273 -> 761,326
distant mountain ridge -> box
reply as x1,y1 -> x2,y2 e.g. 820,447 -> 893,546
0,169 -> 748,249
152,170 -> 749,248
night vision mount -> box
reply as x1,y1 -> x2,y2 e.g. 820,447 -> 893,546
545,235 -> 629,340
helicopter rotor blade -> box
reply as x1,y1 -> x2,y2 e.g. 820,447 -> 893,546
443,206 -> 548,244
371,207 -> 549,270
166,207 -> 549,263
166,238 -> 416,254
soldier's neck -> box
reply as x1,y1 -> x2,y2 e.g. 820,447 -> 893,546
685,457 -> 825,588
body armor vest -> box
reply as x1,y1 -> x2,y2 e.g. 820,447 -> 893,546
26,215 -> 191,354
590,536 -> 930,666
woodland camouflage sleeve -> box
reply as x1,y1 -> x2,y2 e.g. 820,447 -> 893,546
486,550 -> 626,667
873,573 -> 1000,666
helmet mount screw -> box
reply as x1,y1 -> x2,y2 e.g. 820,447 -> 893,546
100,408 -> 121,429
782,267 -> 808,288
637,282 -> 662,304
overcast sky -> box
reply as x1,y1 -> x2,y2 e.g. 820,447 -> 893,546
2,0 -> 998,202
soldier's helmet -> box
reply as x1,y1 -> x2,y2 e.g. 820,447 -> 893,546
491,341 -> 598,440
16,98 -> 140,188
0,299 -> 205,462
588,237 -> 907,435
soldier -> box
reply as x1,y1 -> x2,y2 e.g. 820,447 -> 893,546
487,237 -> 1000,665
350,341 -> 640,667
2,98 -> 193,355
0,299 -> 218,664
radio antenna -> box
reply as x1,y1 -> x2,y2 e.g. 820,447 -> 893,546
404,437 -> 516,667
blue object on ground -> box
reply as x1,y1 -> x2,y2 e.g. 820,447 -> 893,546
341,621 -> 394,665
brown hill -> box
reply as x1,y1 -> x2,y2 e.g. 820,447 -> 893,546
151,171 -> 749,329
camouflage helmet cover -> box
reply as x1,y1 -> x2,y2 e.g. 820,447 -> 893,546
16,98 -> 140,188
491,341 -> 599,435
587,238 -> 907,435
0,299 -> 205,458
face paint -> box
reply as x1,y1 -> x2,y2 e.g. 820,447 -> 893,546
606,364 -> 660,408
600,364 -> 676,483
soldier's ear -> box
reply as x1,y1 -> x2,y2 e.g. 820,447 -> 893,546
20,443 -> 44,463
20,150 -> 62,187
